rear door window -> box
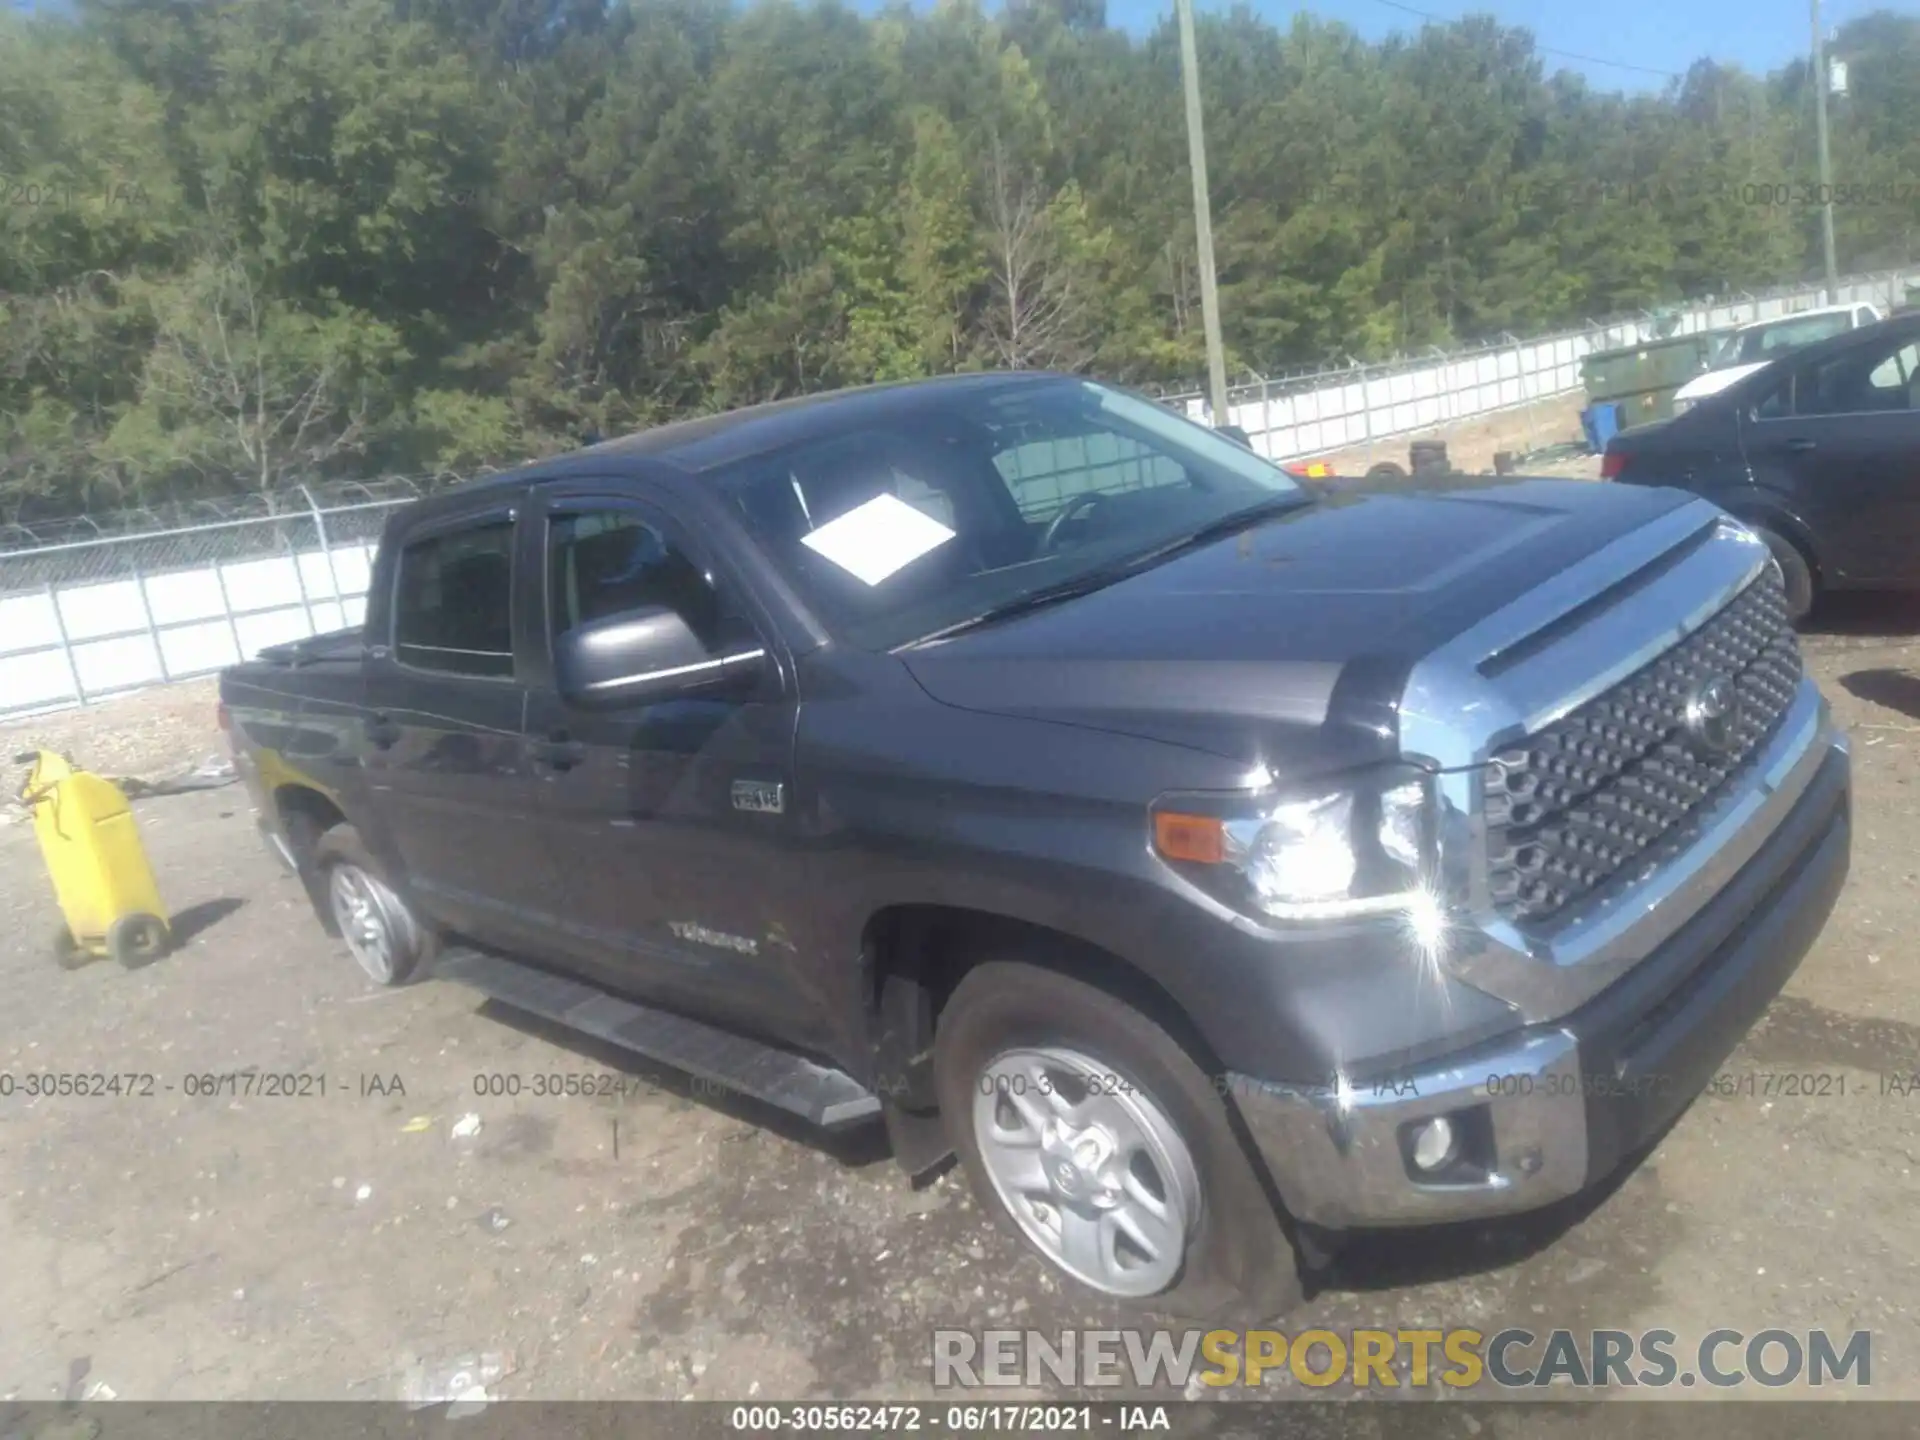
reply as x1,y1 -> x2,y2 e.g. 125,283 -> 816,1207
392,518 -> 516,678
1795,337 -> 1920,416
1866,342 -> 1920,401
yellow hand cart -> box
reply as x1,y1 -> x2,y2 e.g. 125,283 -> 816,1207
15,749 -> 173,968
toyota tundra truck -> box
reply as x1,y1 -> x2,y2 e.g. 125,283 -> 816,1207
220,372 -> 1852,1317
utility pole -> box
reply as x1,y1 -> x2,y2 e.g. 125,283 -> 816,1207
1812,0 -> 1839,302
1175,0 -> 1229,427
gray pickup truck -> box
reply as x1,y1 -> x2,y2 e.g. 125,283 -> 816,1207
221,372 -> 1851,1318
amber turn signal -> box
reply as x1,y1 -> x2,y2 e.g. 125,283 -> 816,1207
1153,811 -> 1225,865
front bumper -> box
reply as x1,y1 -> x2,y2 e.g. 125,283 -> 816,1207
1232,706 -> 1851,1230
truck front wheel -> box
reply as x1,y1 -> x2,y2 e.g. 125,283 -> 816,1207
933,959 -> 1304,1320
312,825 -> 432,986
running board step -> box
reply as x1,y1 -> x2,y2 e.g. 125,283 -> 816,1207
432,946 -> 882,1130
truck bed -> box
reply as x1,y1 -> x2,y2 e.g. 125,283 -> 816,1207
254,626 -> 365,669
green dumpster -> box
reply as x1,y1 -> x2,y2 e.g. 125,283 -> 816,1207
1581,330 -> 1727,425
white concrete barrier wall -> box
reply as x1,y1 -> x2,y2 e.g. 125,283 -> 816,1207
0,541 -> 377,717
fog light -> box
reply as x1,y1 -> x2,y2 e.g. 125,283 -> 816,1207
1410,1116 -> 1458,1173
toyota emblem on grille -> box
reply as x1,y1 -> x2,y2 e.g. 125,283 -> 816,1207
1683,675 -> 1739,753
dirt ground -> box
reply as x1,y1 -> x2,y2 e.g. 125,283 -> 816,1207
1313,393 -> 1603,482
0,679 -> 225,798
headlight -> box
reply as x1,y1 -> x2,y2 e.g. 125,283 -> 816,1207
1672,398 -> 1694,415
1152,766 -> 1435,921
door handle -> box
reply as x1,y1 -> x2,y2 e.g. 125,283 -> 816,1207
1786,437 -> 1818,452
533,731 -> 586,772
364,713 -> 402,749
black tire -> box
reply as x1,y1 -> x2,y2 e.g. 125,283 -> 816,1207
933,959 -> 1304,1322
311,824 -> 433,986
1750,523 -> 1816,623
107,912 -> 171,968
1365,461 -> 1408,482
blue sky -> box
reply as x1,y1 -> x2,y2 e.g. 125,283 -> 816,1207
11,0 -> 1917,95
1114,0 -> 1919,93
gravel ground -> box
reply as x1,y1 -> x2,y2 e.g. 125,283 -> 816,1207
2,600 -> 1918,1407
1,679 -> 225,800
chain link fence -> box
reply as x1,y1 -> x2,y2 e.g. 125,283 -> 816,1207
0,477 -> 470,720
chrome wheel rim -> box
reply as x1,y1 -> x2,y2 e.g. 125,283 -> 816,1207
329,864 -> 396,983
971,1046 -> 1199,1298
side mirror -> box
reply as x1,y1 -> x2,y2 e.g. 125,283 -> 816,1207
1216,424 -> 1254,449
554,606 -> 765,708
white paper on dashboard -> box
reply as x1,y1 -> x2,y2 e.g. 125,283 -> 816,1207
800,492 -> 956,586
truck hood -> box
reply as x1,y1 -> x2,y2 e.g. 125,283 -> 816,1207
1674,360 -> 1771,403
901,478 -> 1694,770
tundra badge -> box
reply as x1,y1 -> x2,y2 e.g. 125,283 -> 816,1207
732,779 -> 785,815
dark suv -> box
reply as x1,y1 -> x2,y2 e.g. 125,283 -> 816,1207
222,372 -> 1852,1316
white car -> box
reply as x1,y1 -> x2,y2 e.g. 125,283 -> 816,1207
1671,302 -> 1883,413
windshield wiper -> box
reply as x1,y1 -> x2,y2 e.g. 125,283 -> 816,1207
908,493 -> 1312,646
907,566 -> 1142,645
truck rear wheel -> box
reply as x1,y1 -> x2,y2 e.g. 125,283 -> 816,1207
312,825 -> 432,986
933,959 -> 1304,1320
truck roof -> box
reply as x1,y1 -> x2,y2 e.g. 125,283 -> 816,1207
448,371 -> 1076,505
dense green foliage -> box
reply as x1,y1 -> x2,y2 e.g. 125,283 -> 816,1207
2,0 -> 1917,520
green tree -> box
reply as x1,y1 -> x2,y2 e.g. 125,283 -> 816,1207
10,0 -> 1920,525
100,244 -> 408,495
900,107 -> 987,370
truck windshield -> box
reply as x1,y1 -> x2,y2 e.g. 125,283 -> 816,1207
719,379 -> 1305,650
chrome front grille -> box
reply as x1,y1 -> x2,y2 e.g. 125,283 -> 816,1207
1484,568 -> 1803,930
